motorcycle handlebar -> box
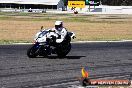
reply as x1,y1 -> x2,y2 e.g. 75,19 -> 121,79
48,30 -> 55,32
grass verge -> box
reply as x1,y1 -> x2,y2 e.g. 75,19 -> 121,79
0,12 -> 132,44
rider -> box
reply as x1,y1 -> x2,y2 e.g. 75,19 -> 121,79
51,21 -> 67,44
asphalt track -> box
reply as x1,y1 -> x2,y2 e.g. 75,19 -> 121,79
0,42 -> 132,88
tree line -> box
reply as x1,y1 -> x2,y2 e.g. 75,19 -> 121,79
101,0 -> 132,6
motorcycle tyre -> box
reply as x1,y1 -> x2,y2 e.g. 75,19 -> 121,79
56,43 -> 71,58
27,44 -> 39,58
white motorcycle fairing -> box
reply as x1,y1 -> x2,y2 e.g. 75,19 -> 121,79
34,29 -> 58,43
27,28 -> 76,58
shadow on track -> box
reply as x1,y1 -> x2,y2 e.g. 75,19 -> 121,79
47,55 -> 86,59
32,56 -> 86,59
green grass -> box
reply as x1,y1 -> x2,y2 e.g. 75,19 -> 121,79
0,13 -> 126,24
0,40 -> 32,44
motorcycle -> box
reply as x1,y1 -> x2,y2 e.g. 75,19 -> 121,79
27,26 -> 76,58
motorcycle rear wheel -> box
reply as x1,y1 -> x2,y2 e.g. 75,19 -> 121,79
56,43 -> 71,58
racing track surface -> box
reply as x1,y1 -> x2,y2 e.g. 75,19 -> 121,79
0,42 -> 132,88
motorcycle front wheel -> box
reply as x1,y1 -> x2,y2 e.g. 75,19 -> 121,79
27,44 -> 40,58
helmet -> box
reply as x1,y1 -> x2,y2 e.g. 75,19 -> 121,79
55,21 -> 63,31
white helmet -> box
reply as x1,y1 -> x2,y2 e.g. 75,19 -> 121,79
55,21 -> 63,31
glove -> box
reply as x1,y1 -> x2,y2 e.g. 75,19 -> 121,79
46,38 -> 52,44
46,36 -> 56,44
51,35 -> 56,43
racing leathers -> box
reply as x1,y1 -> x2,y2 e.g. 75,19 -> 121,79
51,27 -> 67,43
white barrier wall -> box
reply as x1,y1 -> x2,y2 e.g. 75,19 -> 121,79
102,6 -> 132,14
68,5 -> 132,14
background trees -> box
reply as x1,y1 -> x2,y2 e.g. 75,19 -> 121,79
100,0 -> 132,6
